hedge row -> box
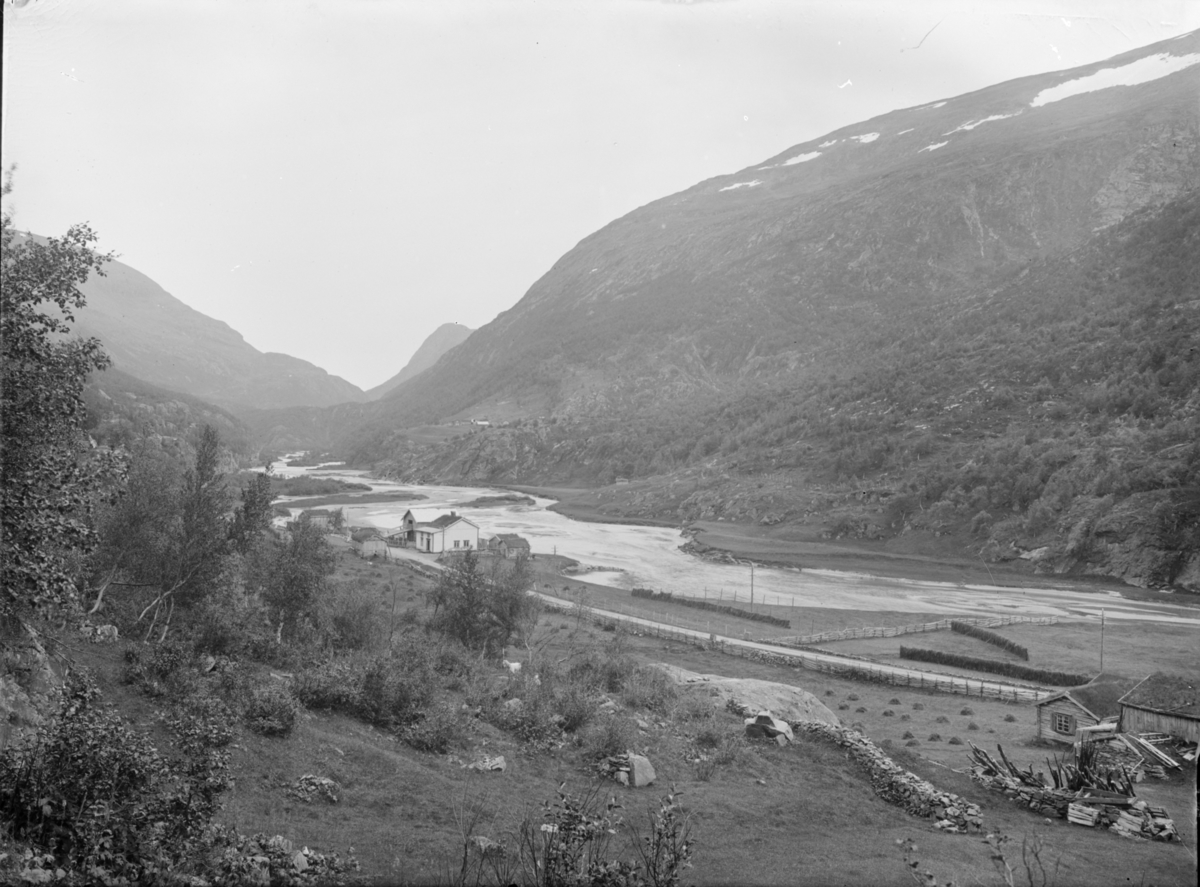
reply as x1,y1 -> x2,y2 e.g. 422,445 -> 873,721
898,646 -> 1088,686
630,587 -> 790,628
949,621 -> 1029,660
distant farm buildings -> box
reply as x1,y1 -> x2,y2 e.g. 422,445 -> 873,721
413,511 -> 480,554
486,533 -> 531,558
350,529 -> 388,558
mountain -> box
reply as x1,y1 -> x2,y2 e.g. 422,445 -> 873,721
336,33 -> 1198,589
348,33 -> 1199,439
83,366 -> 257,467
14,232 -> 368,412
364,323 -> 474,400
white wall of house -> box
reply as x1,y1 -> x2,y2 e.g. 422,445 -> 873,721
415,519 -> 479,553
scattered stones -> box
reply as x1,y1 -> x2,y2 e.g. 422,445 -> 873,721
466,755 -> 506,773
289,775 -> 340,804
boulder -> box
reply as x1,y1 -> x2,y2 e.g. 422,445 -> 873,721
657,667 -> 840,727
744,711 -> 794,743
627,753 -> 656,787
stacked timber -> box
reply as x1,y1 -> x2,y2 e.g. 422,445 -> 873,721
967,743 -> 1179,841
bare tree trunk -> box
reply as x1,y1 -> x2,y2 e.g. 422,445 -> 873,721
87,565 -> 121,617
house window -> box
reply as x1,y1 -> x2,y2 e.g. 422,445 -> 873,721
1052,712 -> 1075,735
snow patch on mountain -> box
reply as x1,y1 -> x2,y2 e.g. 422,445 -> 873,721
783,152 -> 822,166
897,128 -> 914,135
1031,52 -> 1200,107
719,179 -> 763,192
919,141 -> 948,153
819,140 -> 838,147
944,112 -> 1020,134
850,132 -> 880,144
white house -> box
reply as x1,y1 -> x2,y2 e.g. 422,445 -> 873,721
413,511 -> 480,553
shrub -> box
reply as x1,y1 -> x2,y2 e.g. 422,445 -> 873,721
855,706 -> 867,713
967,721 -> 980,731
882,710 -> 894,717
948,736 -> 964,745
0,678 -> 231,882
838,704 -> 849,711
912,703 -> 924,711
404,703 -> 463,753
898,646 -> 1089,685
244,682 -> 300,737
824,689 -> 835,696
555,685 -> 596,734
902,731 -> 914,739
959,707 -> 975,716
847,694 -> 859,702
622,666 -> 678,714
900,714 -> 911,721
316,581 -> 385,652
905,739 -> 920,747
950,621 -> 1029,659
888,698 -> 901,705
1004,713 -> 1017,723
582,716 -> 637,762
935,715 -> 949,724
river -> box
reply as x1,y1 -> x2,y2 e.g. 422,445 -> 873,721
271,461 -> 1200,627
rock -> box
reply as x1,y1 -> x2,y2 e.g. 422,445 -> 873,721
627,753 -> 656,787
615,771 -> 629,786
636,718 -> 650,731
292,851 -> 308,873
467,755 -> 506,772
775,733 -> 789,746
201,655 -> 217,673
503,697 -> 524,711
660,669 -> 839,727
744,711 -> 795,742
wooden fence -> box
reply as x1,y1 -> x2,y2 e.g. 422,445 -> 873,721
767,614 -> 1058,647
539,596 -> 1050,703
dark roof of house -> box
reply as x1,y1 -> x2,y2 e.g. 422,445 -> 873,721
351,529 -> 383,543
497,533 -> 530,548
419,513 -> 476,530
302,508 -> 334,516
1119,672 -> 1199,718
1036,673 -> 1138,720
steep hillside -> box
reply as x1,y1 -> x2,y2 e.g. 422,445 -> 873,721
308,33 -> 1199,589
364,322 -> 474,400
14,232 -> 367,411
346,33 -> 1199,447
83,366 -> 257,463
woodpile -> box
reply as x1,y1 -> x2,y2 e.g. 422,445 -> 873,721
967,742 -> 1180,841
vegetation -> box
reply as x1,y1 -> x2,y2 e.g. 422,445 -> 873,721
630,587 -> 790,629
429,551 -> 539,658
949,622 -> 1028,660
897,647 -> 1089,686
0,176 -> 125,618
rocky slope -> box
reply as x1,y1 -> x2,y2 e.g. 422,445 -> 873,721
331,33 -> 1200,590
364,323 -> 474,400
13,232 -> 368,411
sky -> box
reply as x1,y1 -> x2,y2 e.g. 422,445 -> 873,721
3,0 -> 1197,391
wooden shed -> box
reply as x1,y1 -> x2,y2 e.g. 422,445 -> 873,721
1033,673 -> 1139,744
1118,673 -> 1199,744
351,529 -> 388,558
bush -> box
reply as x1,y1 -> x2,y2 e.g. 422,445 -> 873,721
959,707 -> 975,716
621,666 -> 678,714
898,646 -> 1089,685
555,684 -> 597,734
1003,713 -> 1017,722
244,682 -> 300,737
315,581 -> 385,652
0,677 -> 230,882
582,716 -> 637,763
950,621 -> 1030,659
404,703 -> 463,753
948,736 -> 964,745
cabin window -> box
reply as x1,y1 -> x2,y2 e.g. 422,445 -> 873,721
1052,712 -> 1075,735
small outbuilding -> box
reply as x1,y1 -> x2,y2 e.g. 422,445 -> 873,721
1118,672 -> 1199,744
488,533 -> 531,558
1033,673 -> 1139,744
351,529 -> 388,558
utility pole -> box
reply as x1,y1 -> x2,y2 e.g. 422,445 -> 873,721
1100,608 -> 1105,673
750,562 -> 755,611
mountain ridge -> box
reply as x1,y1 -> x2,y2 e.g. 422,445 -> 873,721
365,322 -> 474,400
13,230 -> 369,412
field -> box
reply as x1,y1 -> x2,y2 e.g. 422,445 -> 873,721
47,546 -> 1197,886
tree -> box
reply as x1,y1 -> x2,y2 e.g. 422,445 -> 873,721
229,471 -> 274,555
0,176 -> 125,619
250,513 -> 336,643
429,550 -> 538,657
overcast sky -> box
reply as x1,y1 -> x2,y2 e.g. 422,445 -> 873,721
3,0 -> 1197,390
